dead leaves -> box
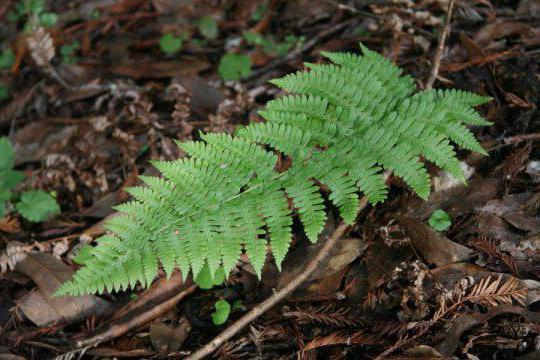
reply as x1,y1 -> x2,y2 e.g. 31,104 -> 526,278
400,216 -> 473,266
15,252 -> 112,326
470,276 -> 527,306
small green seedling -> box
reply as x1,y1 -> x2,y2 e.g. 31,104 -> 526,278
211,299 -> 231,326
428,209 -> 452,231
0,85 -> 9,101
0,137 -> 60,221
218,53 -> 251,81
16,190 -> 60,222
197,16 -> 218,40
251,1 -> 268,21
8,0 -> 57,29
243,31 -> 304,56
159,33 -> 183,54
0,48 -> 15,69
60,41 -> 80,64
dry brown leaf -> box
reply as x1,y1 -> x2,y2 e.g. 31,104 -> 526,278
15,253 -> 112,326
150,315 -> 191,353
400,216 -> 473,266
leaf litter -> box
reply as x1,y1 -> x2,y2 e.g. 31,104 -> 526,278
0,0 -> 540,359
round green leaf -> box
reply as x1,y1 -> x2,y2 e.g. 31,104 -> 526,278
0,170 -> 24,190
16,190 -> 60,222
211,299 -> 231,326
428,209 -> 452,231
198,16 -> 218,40
0,85 -> 9,101
218,53 -> 251,81
159,33 -> 183,54
0,49 -> 14,69
39,12 -> 58,27
0,137 -> 15,171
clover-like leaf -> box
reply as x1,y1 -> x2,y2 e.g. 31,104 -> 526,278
159,33 -> 183,54
0,49 -> 14,69
0,170 -> 24,191
211,299 -> 231,326
198,16 -> 218,40
16,190 -> 60,222
0,137 -> 15,171
39,12 -> 58,27
428,209 -> 452,231
218,53 -> 251,81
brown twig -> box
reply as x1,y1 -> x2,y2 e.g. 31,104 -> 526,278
76,278 -> 196,348
186,219 -> 353,359
425,0 -> 456,90
504,132 -> 540,145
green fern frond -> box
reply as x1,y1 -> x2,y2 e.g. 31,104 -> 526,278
56,44 -> 491,296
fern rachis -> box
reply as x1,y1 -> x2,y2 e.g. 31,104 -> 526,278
57,44 -> 491,296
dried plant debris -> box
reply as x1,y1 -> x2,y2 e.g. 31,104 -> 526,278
1,0 -> 540,358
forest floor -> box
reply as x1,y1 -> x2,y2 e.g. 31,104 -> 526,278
1,0 -> 540,359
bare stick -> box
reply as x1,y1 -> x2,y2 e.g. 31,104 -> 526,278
425,0 -> 456,90
186,220 -> 353,359
76,282 -> 196,348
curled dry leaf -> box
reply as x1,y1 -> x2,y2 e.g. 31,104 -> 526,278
400,216 -> 473,266
15,252 -> 112,326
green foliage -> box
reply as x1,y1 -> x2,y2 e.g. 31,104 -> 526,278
16,190 -> 60,222
428,209 -> 452,231
60,41 -> 80,64
39,11 -> 58,27
0,85 -> 10,101
195,262 -> 226,289
9,0 -> 57,29
0,48 -> 15,69
56,44 -> 491,296
218,53 -> 251,81
159,33 -> 183,54
251,2 -> 268,21
73,244 -> 95,265
197,16 -> 218,40
0,137 -> 16,170
244,32 -> 304,56
0,137 -> 23,216
211,299 -> 231,325
0,137 -> 60,222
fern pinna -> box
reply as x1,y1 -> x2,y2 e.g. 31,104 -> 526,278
57,45 -> 491,296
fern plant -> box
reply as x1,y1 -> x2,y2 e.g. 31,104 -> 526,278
57,44 -> 491,296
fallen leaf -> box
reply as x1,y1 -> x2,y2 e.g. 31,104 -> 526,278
0,346 -> 25,360
16,252 -> 112,326
482,193 -> 540,232
401,216 -> 473,266
474,20 -> 536,48
150,315 -> 191,353
277,236 -> 367,290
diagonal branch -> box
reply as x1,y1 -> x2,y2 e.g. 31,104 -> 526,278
425,0 -> 456,89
